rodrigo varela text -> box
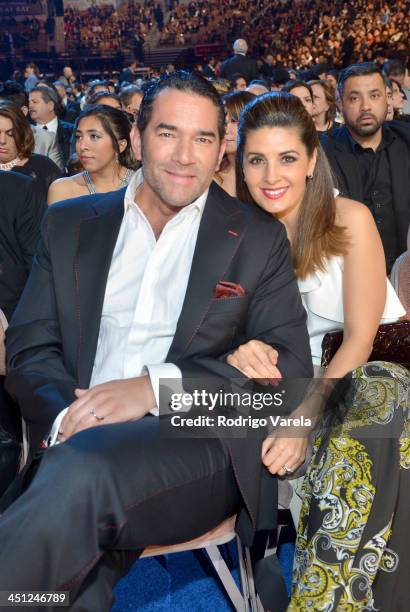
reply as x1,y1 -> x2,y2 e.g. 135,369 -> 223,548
170,415 -> 312,428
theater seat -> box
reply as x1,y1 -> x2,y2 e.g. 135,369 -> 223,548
390,226 -> 410,317
0,309 -> 7,376
141,515 -> 260,612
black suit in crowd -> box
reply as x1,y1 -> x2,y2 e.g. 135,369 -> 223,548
320,121 -> 410,271
219,53 -> 259,83
0,171 -> 45,495
62,100 -> 81,124
0,171 -> 45,321
0,182 -> 312,610
56,118 -> 74,164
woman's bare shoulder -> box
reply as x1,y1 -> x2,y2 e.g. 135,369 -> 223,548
335,196 -> 374,230
48,174 -> 86,205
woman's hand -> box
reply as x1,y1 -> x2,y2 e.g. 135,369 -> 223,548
227,339 -> 282,383
262,434 -> 308,477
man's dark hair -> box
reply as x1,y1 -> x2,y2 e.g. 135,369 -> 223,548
337,62 -> 384,97
382,59 -> 406,79
282,80 -> 313,99
119,85 -> 143,107
137,71 -> 225,140
87,91 -> 121,107
30,85 -> 60,114
0,80 -> 28,108
248,79 -> 270,89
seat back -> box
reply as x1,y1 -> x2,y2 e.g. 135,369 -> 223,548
390,226 -> 410,318
0,309 -> 7,376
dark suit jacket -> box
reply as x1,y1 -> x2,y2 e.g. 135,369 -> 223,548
0,171 -> 45,322
320,122 -> 410,255
5,181 -> 312,543
56,119 -> 74,164
220,54 -> 259,83
62,100 -> 81,124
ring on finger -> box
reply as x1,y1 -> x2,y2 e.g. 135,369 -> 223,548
89,408 -> 104,421
282,464 -> 295,475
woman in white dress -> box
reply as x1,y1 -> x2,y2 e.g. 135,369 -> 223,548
227,92 -> 408,610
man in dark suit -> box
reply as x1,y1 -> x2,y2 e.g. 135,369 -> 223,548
0,171 -> 45,495
53,80 -> 81,124
220,39 -> 259,84
0,73 -> 312,610
0,171 -> 45,322
320,62 -> 410,272
29,85 -> 74,165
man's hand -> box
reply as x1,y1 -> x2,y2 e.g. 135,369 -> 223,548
227,339 -> 282,384
261,434 -> 308,477
58,376 -> 155,441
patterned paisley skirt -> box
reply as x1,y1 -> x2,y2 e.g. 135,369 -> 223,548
289,361 -> 410,611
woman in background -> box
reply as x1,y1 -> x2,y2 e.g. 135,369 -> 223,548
0,102 -> 61,202
309,79 -> 340,133
214,90 -> 254,197
48,105 -> 137,204
282,80 -> 314,115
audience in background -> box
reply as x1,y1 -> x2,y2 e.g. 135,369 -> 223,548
0,81 -> 64,169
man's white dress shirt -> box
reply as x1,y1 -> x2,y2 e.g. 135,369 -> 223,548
38,116 -> 59,134
48,169 -> 208,443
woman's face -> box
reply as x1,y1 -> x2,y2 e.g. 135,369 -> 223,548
391,81 -> 404,111
242,126 -> 316,222
311,83 -> 329,119
290,86 -> 314,115
75,115 -> 119,172
0,116 -> 18,163
224,110 -> 238,155
234,77 -> 247,91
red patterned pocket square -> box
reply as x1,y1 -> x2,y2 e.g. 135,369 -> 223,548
213,281 -> 246,299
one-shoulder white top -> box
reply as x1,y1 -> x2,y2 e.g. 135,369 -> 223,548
298,255 -> 406,366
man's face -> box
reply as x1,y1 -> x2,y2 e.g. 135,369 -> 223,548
132,88 -> 225,210
55,84 -> 66,100
63,67 -> 73,79
341,73 -> 387,139
29,91 -> 55,124
234,77 -> 247,91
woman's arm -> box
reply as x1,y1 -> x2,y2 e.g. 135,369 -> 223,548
324,198 -> 386,378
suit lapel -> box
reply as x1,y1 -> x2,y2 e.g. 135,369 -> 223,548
74,190 -> 125,386
167,183 -> 248,361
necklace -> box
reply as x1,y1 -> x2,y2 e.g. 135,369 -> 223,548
83,169 -> 134,194
0,156 -> 21,171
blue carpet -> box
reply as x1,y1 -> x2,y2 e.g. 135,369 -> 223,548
113,535 -> 295,611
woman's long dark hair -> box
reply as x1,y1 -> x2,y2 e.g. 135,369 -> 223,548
75,105 -> 138,170
236,92 -> 348,278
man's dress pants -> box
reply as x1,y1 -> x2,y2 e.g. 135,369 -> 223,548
0,416 -> 240,611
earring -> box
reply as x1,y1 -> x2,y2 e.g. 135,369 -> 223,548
307,174 -> 314,181
115,153 -> 119,163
